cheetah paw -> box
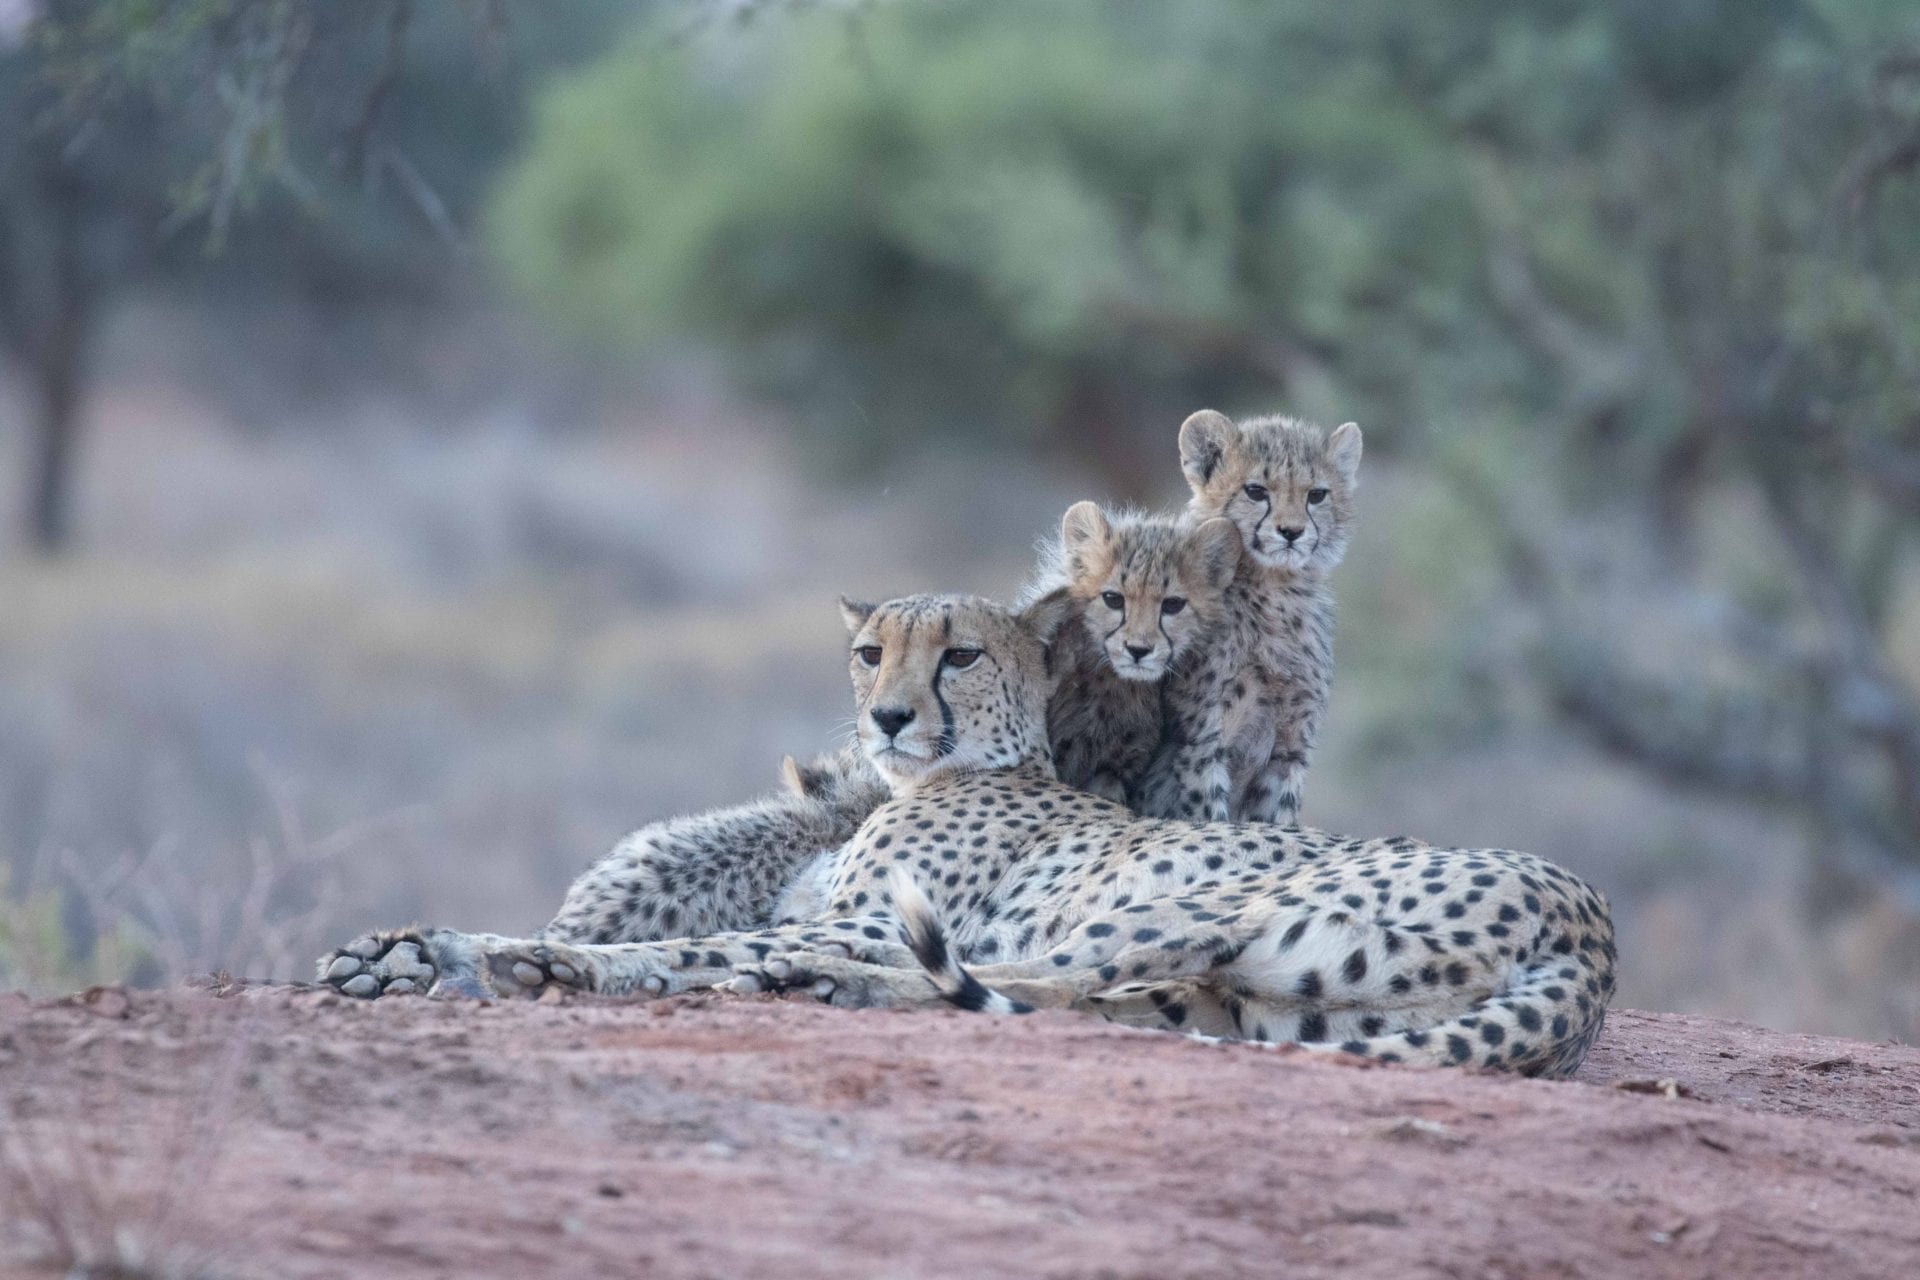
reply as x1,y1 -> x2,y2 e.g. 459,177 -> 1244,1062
484,944 -> 595,999
318,930 -> 439,999
721,952 -> 929,1010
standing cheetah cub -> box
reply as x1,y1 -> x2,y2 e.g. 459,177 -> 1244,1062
1036,502 -> 1240,805
1139,410 -> 1361,823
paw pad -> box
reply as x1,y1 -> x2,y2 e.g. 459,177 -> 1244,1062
318,932 -> 437,1000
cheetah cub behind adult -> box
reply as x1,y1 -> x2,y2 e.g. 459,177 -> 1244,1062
319,748 -> 886,998
1035,503 -> 1240,805
1139,410 -> 1361,823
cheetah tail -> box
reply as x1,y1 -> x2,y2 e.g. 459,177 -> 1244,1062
1306,950 -> 1612,1080
887,868 -> 1031,1015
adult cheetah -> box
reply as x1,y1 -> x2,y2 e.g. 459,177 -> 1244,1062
321,593 -> 1615,1077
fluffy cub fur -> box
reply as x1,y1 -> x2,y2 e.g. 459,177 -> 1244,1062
539,747 -> 888,945
1033,503 -> 1240,804
1138,409 -> 1361,823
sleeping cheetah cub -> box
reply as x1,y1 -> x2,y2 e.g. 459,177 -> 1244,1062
1138,409 -> 1361,823
543,747 -> 890,943
322,593 -> 1614,1078
1036,502 -> 1240,805
318,748 -> 887,998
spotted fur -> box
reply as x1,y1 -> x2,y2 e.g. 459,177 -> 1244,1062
316,748 -> 887,998
1031,503 -> 1240,806
1138,409 -> 1362,824
323,593 -> 1615,1079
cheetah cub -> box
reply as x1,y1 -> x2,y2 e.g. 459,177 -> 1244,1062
1138,409 -> 1361,824
540,747 -> 888,947
319,748 -> 886,997
1034,502 -> 1240,805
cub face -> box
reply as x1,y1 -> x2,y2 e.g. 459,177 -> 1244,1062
1057,502 -> 1240,681
1178,409 -> 1362,574
839,593 -> 1071,789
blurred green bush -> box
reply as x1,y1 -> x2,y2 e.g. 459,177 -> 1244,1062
490,0 -> 1920,495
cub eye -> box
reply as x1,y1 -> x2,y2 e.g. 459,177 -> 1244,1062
1243,483 -> 1269,502
943,648 -> 982,669
855,646 -> 882,667
1100,591 -> 1124,611
1307,487 -> 1330,505
1161,597 -> 1187,616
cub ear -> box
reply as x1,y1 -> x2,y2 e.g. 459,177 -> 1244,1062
781,753 -> 833,798
1018,586 -> 1077,650
1059,501 -> 1113,580
1186,517 -> 1243,593
838,596 -> 878,635
1327,421 -> 1363,487
1179,409 -> 1238,491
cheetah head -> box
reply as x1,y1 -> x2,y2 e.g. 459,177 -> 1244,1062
839,593 -> 1071,790
1178,409 -> 1361,574
1057,503 -> 1240,681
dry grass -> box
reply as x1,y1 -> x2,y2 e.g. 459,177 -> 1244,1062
0,998 -> 261,1279
0,766 -> 360,996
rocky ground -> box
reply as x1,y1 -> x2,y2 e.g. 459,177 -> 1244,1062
1,987 -> 1917,1280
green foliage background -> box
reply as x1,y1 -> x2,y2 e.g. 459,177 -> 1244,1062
490,0 -> 1920,492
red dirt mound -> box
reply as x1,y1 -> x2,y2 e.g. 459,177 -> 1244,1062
2,988 -> 1916,1279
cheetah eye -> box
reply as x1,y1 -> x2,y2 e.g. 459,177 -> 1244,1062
1243,483 -> 1269,503
1161,597 -> 1186,616
1100,591 -> 1124,611
1307,487 -> 1330,505
855,645 -> 882,667
943,648 -> 982,669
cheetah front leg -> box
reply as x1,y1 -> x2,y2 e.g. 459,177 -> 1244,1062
720,952 -> 944,1009
1138,738 -> 1233,822
480,915 -> 914,998
1239,754 -> 1306,825
1241,697 -> 1320,823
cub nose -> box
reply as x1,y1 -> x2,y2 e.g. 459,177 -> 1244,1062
1125,643 -> 1153,661
870,706 -> 915,737
1278,526 -> 1305,544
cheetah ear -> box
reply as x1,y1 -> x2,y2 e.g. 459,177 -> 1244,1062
1328,422 -> 1362,487
1059,501 -> 1114,581
1017,586 -> 1077,652
1179,409 -> 1237,491
1185,517 -> 1243,594
781,753 -> 833,798
838,596 -> 877,635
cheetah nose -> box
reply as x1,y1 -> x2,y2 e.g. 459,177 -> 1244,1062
1125,643 -> 1153,661
1278,526 -> 1305,544
870,706 -> 915,737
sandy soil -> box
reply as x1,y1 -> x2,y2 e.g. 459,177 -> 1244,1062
2,986 -> 1917,1280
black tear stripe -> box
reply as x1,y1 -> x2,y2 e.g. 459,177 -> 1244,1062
933,665 -> 958,758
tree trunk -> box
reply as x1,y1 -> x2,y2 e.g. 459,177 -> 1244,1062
25,315 -> 83,553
